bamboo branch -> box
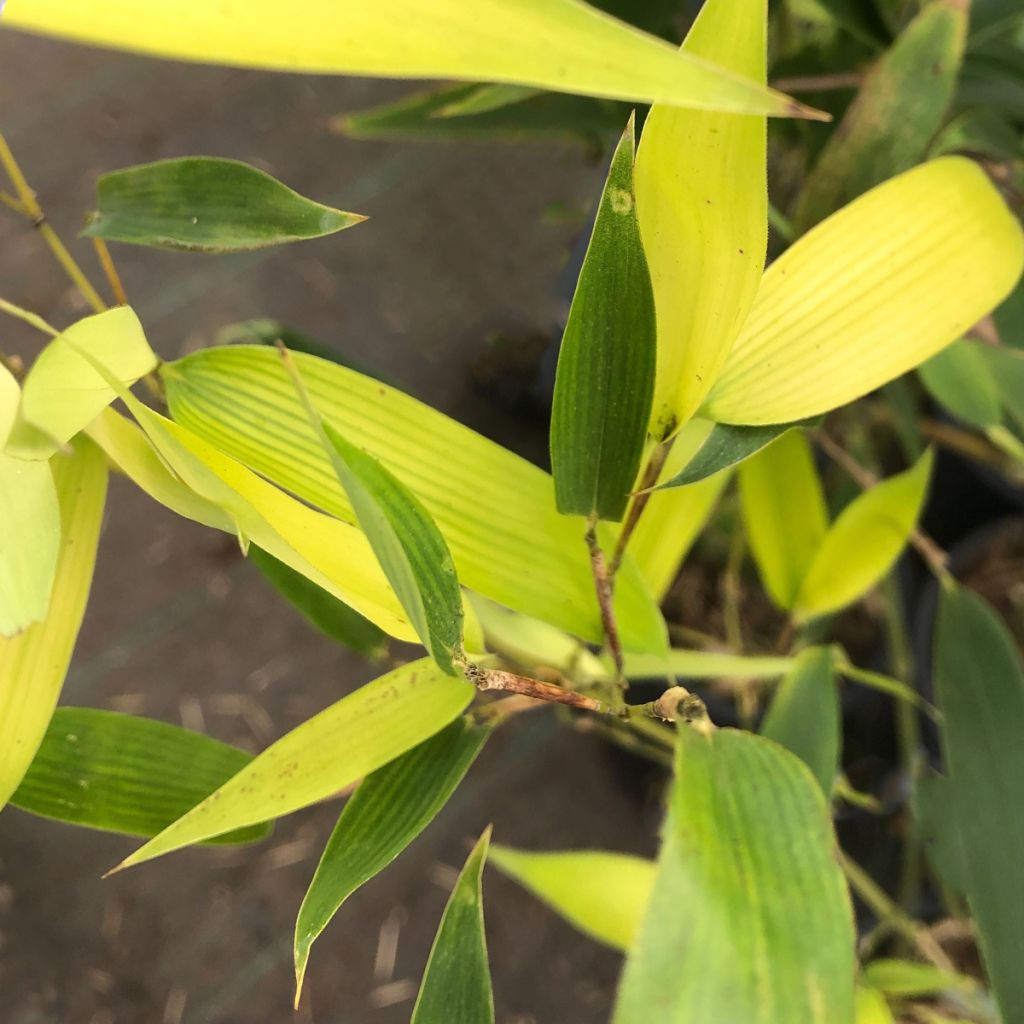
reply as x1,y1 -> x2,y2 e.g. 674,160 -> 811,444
610,435 -> 674,576
585,520 -> 625,683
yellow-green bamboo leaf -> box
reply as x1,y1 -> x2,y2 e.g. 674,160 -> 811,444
0,453 -> 60,637
112,658 -> 473,870
5,307 -> 157,459
623,649 -> 794,681
3,0 -> 817,118
794,451 -> 933,621
634,0 -> 768,434
0,437 -> 107,807
488,846 -> 655,951
624,419 -> 731,600
162,346 -> 666,652
614,726 -> 856,1023
704,158 -> 1024,425
0,363 -> 18,446
740,430 -> 828,610
855,988 -> 895,1024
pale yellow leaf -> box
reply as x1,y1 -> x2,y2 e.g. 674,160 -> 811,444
4,0 -> 815,118
0,437 -> 107,807
740,430 -> 828,610
5,307 -> 157,459
794,451 -> 933,621
704,158 -> 1024,424
635,0 -> 768,434
113,657 -> 474,870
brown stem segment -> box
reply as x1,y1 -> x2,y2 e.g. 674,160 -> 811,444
817,429 -> 949,576
585,522 -> 625,682
92,238 -> 129,306
463,663 -> 606,713
609,436 -> 674,576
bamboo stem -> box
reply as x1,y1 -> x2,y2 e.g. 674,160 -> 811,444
92,237 -> 129,306
585,521 -> 625,684
609,435 -> 674,576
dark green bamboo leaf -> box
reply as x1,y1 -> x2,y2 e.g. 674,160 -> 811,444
977,345 -> 1024,430
11,707 -> 269,844
550,114 -> 655,522
994,278 -> 1024,349
281,350 -> 464,674
796,0 -> 968,232
654,419 -> 816,490
294,717 -> 489,1000
760,647 -> 841,797
83,157 -> 365,252
918,340 -> 1002,431
436,83 -> 539,117
248,545 -> 388,660
337,83 -> 627,148
615,725 -> 856,1023
913,768 -> 968,898
935,583 -> 1024,1024
411,826 -> 494,1024
813,0 -> 890,49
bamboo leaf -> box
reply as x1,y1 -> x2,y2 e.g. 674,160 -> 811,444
0,452 -> 60,636
760,647 -> 840,797
411,826 -> 494,1024
0,437 -> 107,808
162,346 -> 667,652
740,430 -> 828,610
625,419 -> 732,599
976,344 -> 1024,431
912,768 -> 968,897
248,546 -> 388,661
281,356 -> 464,673
704,159 -> 1024,425
634,0 -> 768,434
294,717 -> 489,1000
111,658 -> 474,872
5,307 -> 157,459
3,0 -> 818,119
861,958 -> 974,998
338,83 -> 628,147
83,157 -> 365,252
794,451 -> 933,621
614,725 -> 856,1023
623,649 -> 794,681
436,83 -> 538,117
935,583 -> 1024,1024
855,988 -> 895,1024
918,339 -> 1003,431
488,846 -> 655,951
551,114 -> 655,522
795,0 -> 968,232
655,419 -> 814,490
0,363 -> 17,445
11,707 -> 270,844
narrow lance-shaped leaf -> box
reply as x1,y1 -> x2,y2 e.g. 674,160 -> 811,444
704,158 -> 1024,425
935,583 -> 1024,1024
740,429 -> 829,610
5,306 -> 157,460
280,350 -> 464,674
488,846 -> 655,952
83,157 -> 365,252
795,0 -> 968,232
0,437 -> 108,808
411,826 -> 494,1024
110,658 -> 474,872
3,0 -> 820,118
760,647 -> 840,797
634,0 -> 768,435
294,717 -> 490,1002
247,545 -> 388,661
794,450 -> 933,621
550,113 -> 655,522
861,959 -> 975,998
623,649 -> 794,681
855,988 -> 895,1024
977,344 -> 1024,430
11,707 -> 270,844
161,346 -> 668,652
614,724 -> 856,1023
654,419 -> 817,490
